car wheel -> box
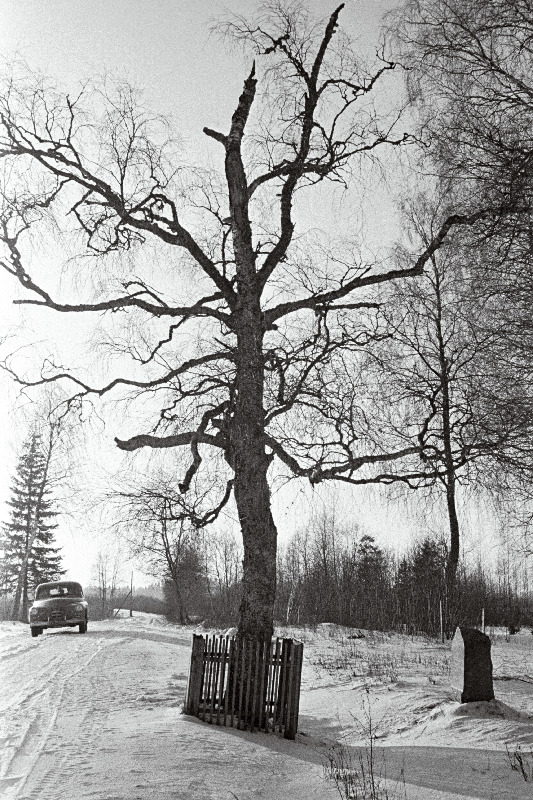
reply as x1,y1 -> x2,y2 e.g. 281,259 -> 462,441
31,627 -> 39,638
79,621 -> 87,634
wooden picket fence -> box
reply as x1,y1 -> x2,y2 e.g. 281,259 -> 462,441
184,634 -> 304,739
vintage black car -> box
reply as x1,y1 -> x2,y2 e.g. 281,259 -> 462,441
29,581 -> 89,637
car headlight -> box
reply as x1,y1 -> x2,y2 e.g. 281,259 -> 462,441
72,604 -> 85,613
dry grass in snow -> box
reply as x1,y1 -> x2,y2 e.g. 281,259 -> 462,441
274,622 -> 533,799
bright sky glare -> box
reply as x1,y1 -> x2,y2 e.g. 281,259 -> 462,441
0,0 -> 468,588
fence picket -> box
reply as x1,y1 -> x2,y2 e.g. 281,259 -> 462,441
284,640 -> 296,738
237,637 -> 247,729
257,639 -> 267,732
250,640 -> 261,733
272,642 -> 279,732
184,634 -> 204,716
230,637 -> 238,728
245,639 -> 254,729
285,641 -> 303,740
202,634 -> 212,720
216,636 -> 227,726
223,636 -> 231,725
277,639 -> 289,732
209,636 -> 220,723
267,639 -> 275,726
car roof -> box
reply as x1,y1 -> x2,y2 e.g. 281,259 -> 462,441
36,581 -> 84,591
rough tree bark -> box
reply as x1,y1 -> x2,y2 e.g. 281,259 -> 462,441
222,67 -> 278,642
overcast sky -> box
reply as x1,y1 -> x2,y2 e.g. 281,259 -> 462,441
0,0 -> 473,587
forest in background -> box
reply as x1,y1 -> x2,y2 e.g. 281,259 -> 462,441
69,515 -> 530,638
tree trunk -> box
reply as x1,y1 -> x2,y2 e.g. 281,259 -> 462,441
21,570 -> 29,623
12,560 -> 31,623
445,473 -> 460,587
231,306 -> 277,644
441,389 -> 460,598
11,568 -> 24,621
12,521 -> 31,621
12,490 -> 32,621
226,308 -> 276,721
224,66 -> 277,644
172,571 -> 190,625
433,260 -> 460,629
232,399 -> 277,641
172,574 -> 189,624
235,470 -> 277,643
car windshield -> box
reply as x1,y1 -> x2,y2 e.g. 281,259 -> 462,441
36,583 -> 83,599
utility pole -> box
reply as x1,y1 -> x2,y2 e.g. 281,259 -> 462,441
130,571 -> 133,618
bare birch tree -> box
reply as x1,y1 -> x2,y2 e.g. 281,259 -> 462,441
376,200 -> 525,600
391,0 -> 533,551
108,474 -> 220,623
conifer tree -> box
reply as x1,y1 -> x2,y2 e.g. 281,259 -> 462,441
1,432 -> 63,621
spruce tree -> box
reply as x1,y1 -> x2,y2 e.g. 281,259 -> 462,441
1,432 -> 63,621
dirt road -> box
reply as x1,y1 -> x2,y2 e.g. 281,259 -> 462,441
0,618 -> 334,800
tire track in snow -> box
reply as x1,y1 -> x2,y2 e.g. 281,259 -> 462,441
0,652 -> 65,715
0,634 -> 124,799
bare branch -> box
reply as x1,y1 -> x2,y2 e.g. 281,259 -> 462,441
203,127 -> 228,147
264,207 -> 496,325
114,430 -> 224,452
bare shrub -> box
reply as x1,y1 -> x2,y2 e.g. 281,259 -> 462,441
506,744 -> 533,783
323,689 -> 408,799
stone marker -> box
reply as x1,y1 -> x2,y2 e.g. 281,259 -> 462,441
450,627 -> 494,703
450,627 -> 464,695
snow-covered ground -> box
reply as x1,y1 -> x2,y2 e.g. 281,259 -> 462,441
1,614 -> 533,799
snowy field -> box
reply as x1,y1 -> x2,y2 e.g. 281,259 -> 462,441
1,615 -> 533,799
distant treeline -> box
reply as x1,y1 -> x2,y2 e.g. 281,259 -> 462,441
158,521 -> 533,636
274,531 -> 530,636
4,525 -> 529,636
84,591 -> 167,620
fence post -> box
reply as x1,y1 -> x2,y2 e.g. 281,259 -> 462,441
275,638 -> 290,731
185,634 -> 205,716
284,640 -> 303,740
